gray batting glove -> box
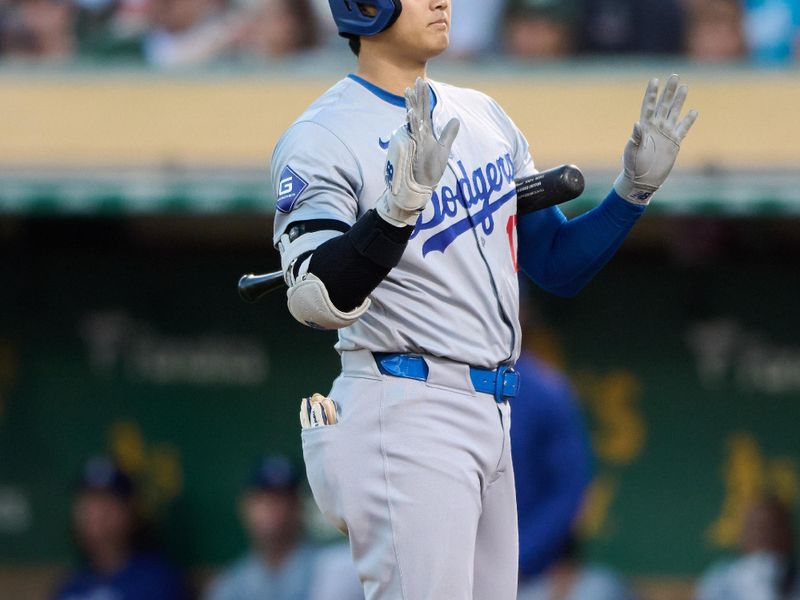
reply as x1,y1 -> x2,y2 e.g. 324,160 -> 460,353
377,77 -> 460,227
614,74 -> 699,206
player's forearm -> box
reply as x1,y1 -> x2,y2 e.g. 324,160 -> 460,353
306,209 -> 414,312
518,74 -> 699,297
518,189 -> 644,297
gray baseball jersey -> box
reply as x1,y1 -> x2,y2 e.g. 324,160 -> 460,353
272,75 -> 535,369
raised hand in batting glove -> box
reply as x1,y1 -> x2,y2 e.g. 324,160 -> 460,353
377,77 -> 460,227
614,74 -> 699,206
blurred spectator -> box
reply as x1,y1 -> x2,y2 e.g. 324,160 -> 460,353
518,536 -> 637,600
512,294 -> 593,581
306,0 -> 337,45
696,496 -> 800,600
0,0 -> 76,62
505,0 -> 581,59
235,0 -> 319,61
685,0 -> 747,62
52,456 -> 188,600
205,455 -> 363,600
445,0 -> 506,58
581,0 -> 685,55
72,0 -> 147,60
143,0 -> 243,68
742,0 -> 800,65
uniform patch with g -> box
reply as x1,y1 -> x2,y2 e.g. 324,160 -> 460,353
276,165 -> 309,213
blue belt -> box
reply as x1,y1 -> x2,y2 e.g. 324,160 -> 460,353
373,353 -> 520,403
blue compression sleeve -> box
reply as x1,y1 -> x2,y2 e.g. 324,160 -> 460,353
518,189 -> 645,297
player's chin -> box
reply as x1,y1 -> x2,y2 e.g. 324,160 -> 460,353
424,31 -> 450,57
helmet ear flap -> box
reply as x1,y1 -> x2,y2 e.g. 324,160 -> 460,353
330,0 -> 402,37
382,0 -> 403,31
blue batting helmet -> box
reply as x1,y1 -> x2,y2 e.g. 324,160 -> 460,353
329,0 -> 403,37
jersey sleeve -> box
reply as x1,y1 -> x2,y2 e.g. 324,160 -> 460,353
486,96 -> 537,180
271,120 -> 363,247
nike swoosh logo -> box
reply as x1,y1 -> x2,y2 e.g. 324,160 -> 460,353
379,138 -> 390,150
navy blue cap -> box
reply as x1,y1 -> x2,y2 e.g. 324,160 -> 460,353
246,456 -> 302,492
77,456 -> 134,499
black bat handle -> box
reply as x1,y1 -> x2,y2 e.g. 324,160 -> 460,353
238,272 -> 286,303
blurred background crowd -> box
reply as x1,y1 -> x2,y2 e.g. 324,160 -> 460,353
43,338 -> 800,600
45,449 -> 800,600
0,0 -> 798,67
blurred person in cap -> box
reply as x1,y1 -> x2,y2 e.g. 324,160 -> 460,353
685,0 -> 747,63
52,456 -> 188,600
0,0 -> 75,61
205,455 -> 363,600
512,290 -> 593,587
504,0 -> 581,59
696,495 -> 800,600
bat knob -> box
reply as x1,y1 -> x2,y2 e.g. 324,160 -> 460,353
238,274 -> 258,303
560,165 -> 585,197
238,271 -> 287,303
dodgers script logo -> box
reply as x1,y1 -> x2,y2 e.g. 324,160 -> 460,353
412,153 -> 516,256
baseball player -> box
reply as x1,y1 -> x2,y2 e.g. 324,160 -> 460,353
272,1 -> 698,598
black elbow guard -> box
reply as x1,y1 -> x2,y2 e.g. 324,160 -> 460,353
308,210 -> 414,312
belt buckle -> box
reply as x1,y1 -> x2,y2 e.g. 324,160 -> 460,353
494,365 -> 519,402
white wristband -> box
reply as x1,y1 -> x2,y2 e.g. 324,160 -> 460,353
613,172 -> 657,206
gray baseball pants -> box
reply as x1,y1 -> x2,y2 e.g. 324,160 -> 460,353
301,349 -> 518,600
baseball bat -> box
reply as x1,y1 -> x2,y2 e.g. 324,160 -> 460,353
516,164 -> 584,215
238,164 -> 584,303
